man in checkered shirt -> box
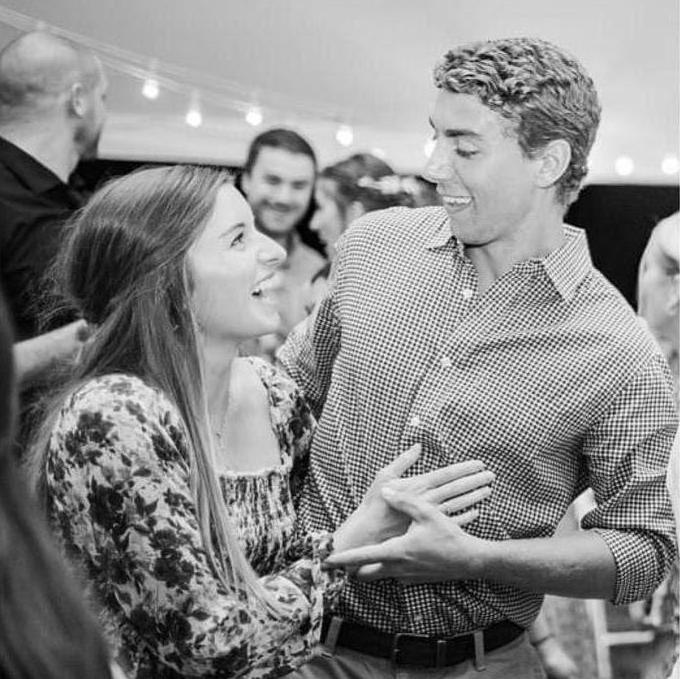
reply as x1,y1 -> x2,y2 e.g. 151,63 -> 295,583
280,37 -> 678,678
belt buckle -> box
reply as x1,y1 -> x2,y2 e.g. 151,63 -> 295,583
391,632 -> 442,668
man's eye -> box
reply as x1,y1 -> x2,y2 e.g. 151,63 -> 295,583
456,148 -> 478,158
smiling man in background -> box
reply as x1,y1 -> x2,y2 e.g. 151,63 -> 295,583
240,128 -> 324,349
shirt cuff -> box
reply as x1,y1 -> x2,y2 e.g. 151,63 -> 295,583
593,527 -> 670,604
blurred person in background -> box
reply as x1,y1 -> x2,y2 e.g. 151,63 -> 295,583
26,164 -> 493,678
634,211 -> 679,679
240,128 -> 324,353
0,29 -> 105,341
0,30 -> 107,449
0,287 -> 117,679
304,152 -> 415,313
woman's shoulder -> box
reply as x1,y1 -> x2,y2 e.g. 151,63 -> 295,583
55,373 -> 184,450
66,373 -> 174,414
242,356 -> 306,410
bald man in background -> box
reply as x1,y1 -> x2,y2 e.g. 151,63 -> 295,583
0,31 -> 107,448
0,30 -> 107,343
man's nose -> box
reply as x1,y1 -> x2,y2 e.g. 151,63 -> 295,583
271,183 -> 294,204
423,141 -> 453,183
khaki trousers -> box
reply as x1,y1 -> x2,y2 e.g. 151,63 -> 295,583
288,633 -> 546,679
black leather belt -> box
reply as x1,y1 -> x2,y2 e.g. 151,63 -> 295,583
320,615 -> 525,668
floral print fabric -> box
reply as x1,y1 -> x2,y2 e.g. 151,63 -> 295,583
45,359 -> 341,678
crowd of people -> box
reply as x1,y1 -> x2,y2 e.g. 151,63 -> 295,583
0,27 -> 677,679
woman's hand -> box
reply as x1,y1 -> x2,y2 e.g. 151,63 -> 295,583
333,444 -> 494,554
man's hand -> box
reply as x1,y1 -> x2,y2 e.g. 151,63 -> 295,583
328,488 -> 485,582
332,444 -> 494,554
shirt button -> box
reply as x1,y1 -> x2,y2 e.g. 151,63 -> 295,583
462,288 -> 474,300
409,415 -> 421,427
440,355 -> 452,368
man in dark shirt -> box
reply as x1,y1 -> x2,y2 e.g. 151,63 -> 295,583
0,30 -> 107,341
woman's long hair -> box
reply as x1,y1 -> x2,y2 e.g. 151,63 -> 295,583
0,289 -> 113,678
27,164 -> 283,615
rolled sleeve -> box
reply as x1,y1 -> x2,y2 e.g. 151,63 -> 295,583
581,354 -> 678,604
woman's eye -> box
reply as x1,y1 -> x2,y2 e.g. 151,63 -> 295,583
230,231 -> 245,247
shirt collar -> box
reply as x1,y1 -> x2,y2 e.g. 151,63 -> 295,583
0,135 -> 65,195
536,224 -> 593,301
424,208 -> 466,256
424,208 -> 592,301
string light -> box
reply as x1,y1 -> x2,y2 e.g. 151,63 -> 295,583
245,105 -> 263,126
141,58 -> 160,100
185,92 -> 202,128
0,8 -> 355,132
661,154 -> 680,175
336,124 -> 354,147
142,77 -> 160,100
614,155 -> 634,177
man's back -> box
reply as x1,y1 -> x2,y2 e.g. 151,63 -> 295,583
0,136 -> 81,339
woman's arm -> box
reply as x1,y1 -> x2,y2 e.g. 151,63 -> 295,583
45,376 -> 340,678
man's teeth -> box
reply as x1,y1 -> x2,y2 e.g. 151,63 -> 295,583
443,196 -> 472,206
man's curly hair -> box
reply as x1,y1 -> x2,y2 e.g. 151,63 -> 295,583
434,37 -> 601,206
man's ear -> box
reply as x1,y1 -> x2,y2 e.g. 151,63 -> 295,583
69,82 -> 86,118
535,139 -> 571,189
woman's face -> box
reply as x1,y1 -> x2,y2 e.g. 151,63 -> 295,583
188,185 -> 286,344
310,179 -> 346,259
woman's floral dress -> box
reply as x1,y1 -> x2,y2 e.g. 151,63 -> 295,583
45,357 -> 342,678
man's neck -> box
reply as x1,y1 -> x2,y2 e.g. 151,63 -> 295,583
0,123 -> 78,183
464,208 -> 565,295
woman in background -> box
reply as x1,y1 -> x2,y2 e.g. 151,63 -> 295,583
305,153 -> 415,313
0,288 -> 117,679
27,165 -> 493,678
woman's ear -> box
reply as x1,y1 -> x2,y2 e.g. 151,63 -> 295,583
535,139 -> 572,190
346,201 -> 366,225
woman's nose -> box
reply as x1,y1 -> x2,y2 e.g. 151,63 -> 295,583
258,234 -> 287,267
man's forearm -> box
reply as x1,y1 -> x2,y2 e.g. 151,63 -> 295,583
475,530 -> 616,599
14,320 -> 88,385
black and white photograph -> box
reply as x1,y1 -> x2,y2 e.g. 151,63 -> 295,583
0,2 -> 678,678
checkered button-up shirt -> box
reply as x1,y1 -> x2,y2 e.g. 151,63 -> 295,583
278,206 -> 678,635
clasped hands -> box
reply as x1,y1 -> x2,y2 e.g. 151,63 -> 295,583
330,443 -> 494,583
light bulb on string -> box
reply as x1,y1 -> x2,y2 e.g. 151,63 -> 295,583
141,59 -> 160,100
185,92 -> 202,128
142,77 -> 159,100
336,124 -> 354,147
245,105 -> 263,126
661,154 -> 680,175
614,155 -> 634,177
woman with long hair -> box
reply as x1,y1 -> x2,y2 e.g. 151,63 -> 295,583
27,165 -> 492,678
0,288 -> 117,679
